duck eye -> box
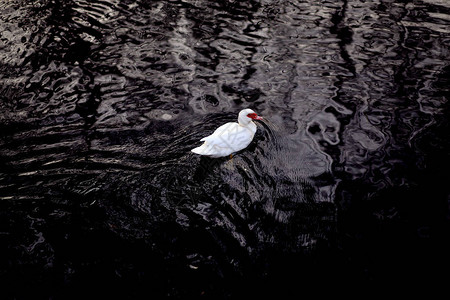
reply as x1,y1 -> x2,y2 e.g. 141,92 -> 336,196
247,113 -> 257,119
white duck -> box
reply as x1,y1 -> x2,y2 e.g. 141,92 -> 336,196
191,109 -> 263,158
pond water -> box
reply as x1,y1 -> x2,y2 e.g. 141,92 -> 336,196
1,0 -> 449,297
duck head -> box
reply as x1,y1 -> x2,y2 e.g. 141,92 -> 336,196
238,109 -> 263,125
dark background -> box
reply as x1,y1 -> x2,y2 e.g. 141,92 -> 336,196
1,0 -> 449,298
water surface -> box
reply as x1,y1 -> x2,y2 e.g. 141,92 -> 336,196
1,0 -> 449,297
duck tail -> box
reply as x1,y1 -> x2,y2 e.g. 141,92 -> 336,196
191,145 -> 207,155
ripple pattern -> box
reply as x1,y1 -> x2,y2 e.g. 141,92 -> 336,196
1,0 -> 449,297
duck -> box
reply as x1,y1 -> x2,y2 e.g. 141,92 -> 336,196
191,109 -> 263,158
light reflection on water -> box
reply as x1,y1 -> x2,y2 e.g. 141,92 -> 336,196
1,0 -> 449,297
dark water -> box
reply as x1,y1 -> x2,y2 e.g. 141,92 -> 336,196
1,0 -> 449,297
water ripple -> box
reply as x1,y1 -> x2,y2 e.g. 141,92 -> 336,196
1,0 -> 450,296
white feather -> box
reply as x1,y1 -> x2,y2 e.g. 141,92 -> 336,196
191,109 -> 261,158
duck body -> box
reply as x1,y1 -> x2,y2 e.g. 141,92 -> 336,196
191,109 -> 262,158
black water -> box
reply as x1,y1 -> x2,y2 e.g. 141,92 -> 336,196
1,0 -> 449,298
